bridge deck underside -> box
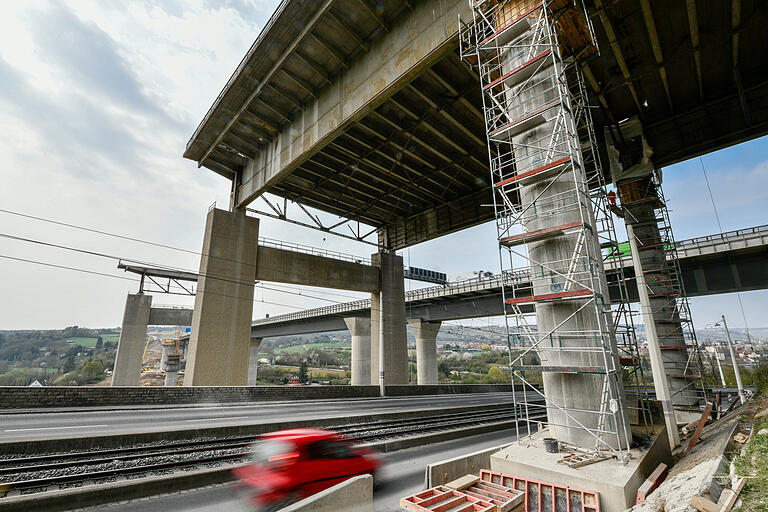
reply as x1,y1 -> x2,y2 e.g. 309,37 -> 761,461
187,0 -> 768,251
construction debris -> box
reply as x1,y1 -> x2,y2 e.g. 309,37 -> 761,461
557,453 -> 610,469
635,463 -> 668,504
733,432 -> 749,444
689,477 -> 745,512
681,403 -> 713,456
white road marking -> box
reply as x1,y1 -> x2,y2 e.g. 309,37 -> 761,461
184,416 -> 250,422
5,424 -> 108,432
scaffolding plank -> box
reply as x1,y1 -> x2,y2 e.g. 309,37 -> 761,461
506,288 -> 593,304
495,156 -> 571,188
484,50 -> 553,90
514,365 -> 607,374
500,221 -> 583,247
488,99 -> 560,140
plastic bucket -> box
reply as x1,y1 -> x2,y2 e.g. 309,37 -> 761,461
543,437 -> 559,453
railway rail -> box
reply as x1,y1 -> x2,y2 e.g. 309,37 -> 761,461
0,403 -> 545,498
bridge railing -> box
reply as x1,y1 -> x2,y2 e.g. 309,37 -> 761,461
253,225 -> 768,327
258,236 -> 372,266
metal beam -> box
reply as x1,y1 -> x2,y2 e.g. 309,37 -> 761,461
198,0 -> 334,169
593,0 -> 645,115
685,0 -> 704,101
640,0 -> 674,111
732,0 -> 750,126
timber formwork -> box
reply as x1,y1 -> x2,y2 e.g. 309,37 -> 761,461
460,0 -> 643,458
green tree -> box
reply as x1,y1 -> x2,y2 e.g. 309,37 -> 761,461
62,357 -> 76,373
81,360 -> 104,380
299,360 -> 308,383
487,366 -> 507,384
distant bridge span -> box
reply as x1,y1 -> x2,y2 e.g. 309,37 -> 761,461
251,225 -> 768,338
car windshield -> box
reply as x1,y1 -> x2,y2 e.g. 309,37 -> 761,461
248,439 -> 299,465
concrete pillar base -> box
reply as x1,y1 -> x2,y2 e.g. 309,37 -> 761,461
408,319 -> 441,385
490,425 -> 672,512
184,208 -> 259,386
344,317 -> 371,385
112,293 -> 152,386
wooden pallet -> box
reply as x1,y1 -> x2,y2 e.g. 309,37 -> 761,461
400,486 -> 496,512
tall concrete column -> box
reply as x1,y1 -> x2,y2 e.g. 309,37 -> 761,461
497,15 -> 630,449
247,338 -> 263,386
370,252 -> 408,386
184,208 -> 259,386
408,319 -> 441,385
112,293 -> 152,386
344,317 -> 371,385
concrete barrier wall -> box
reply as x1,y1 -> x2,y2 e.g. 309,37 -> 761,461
424,442 -> 513,488
279,475 -> 373,512
0,384 -> 517,409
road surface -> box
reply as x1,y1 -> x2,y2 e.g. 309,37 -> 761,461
77,429 -> 519,512
1,393 -> 519,442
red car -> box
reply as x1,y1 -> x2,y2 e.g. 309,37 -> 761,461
232,428 -> 382,510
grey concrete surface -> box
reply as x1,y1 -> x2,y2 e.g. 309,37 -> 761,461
79,427 -> 520,512
281,475 -> 373,512
344,316 -> 371,385
408,319 -> 441,385
370,252 -> 407,385
255,246 -> 379,293
185,208 -> 259,386
0,392 -> 518,443
147,307 -> 193,326
111,294 -> 152,386
247,338 -> 262,386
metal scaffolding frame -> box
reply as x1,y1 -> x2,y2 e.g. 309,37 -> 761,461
460,0 -> 644,459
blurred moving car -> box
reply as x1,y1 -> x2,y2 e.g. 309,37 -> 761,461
233,428 -> 382,510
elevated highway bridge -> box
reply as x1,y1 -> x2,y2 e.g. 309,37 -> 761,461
251,224 -> 768,337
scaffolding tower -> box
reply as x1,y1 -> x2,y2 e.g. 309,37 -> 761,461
616,172 -> 708,411
460,0 -> 644,458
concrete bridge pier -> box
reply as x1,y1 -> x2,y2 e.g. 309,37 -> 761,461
112,293 -> 152,386
370,252 -> 408,386
247,338 -> 262,386
408,319 -> 441,384
344,317 -> 371,385
184,208 -> 259,386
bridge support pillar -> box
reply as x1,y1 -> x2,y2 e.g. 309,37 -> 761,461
370,252 -> 408,386
112,293 -> 152,386
344,317 -> 371,385
408,319 -> 441,385
248,338 -> 263,386
184,208 -> 259,386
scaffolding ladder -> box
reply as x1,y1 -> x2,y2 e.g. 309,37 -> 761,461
460,0 -> 643,459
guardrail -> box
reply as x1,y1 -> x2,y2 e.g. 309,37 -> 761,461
258,236 -> 372,265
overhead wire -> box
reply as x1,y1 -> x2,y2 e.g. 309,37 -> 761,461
700,157 -> 753,343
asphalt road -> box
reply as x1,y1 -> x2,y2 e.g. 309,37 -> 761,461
76,429 -> 518,512
1,393 -> 519,442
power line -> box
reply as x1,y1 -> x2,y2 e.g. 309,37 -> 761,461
0,253 -> 307,311
0,231 -> 349,305
0,209 -> 370,301
700,157 -> 752,343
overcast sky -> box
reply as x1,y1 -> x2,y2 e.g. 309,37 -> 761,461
0,1 -> 766,333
